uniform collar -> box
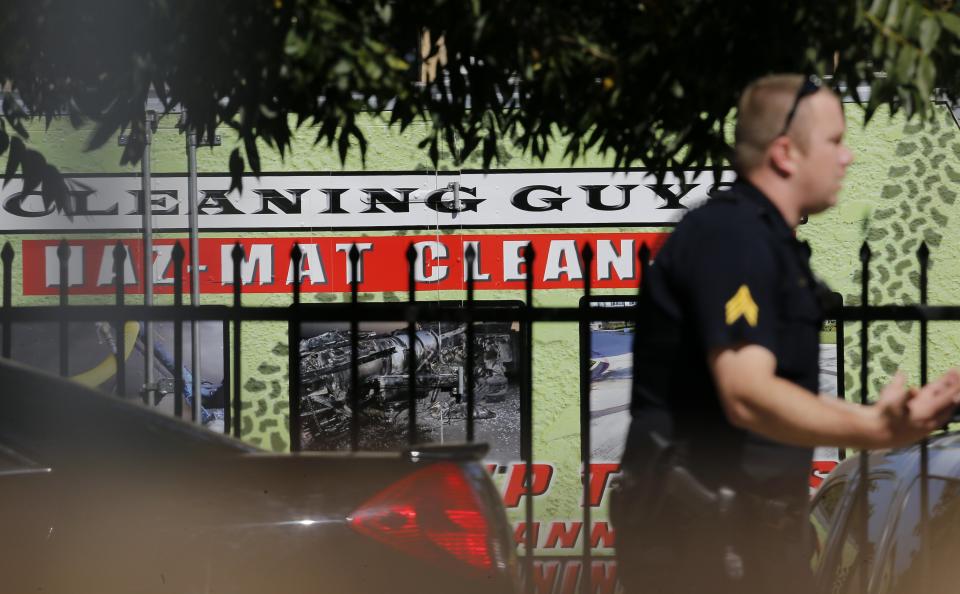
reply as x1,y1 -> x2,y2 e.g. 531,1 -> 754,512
731,179 -> 794,239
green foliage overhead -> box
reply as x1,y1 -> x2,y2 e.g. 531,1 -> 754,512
2,0 -> 960,211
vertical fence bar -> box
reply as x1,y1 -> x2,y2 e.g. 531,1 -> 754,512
836,293 -> 846,462
465,244 -> 477,442
231,243 -> 244,439
579,243 -> 594,594
57,240 -> 70,377
406,244 -> 418,445
186,122 -> 203,426
141,111 -> 156,408
522,243 -> 535,594
113,242 -> 127,397
173,242 -> 185,418
638,242 -> 650,288
2,242 -> 13,359
222,320 -> 231,435
858,242 -> 871,594
350,245 -> 361,452
918,241 -> 930,592
288,244 -> 303,452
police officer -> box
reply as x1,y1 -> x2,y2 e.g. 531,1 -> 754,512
613,74 -> 960,594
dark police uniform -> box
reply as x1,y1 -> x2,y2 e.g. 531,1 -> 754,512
614,179 -> 826,594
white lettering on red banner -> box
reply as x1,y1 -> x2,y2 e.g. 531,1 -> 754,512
22,232 -> 668,295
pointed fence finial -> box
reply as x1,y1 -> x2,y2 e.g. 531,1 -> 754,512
580,241 -> 594,263
57,239 -> 71,263
523,242 -> 536,263
112,241 -> 126,264
111,241 -> 127,305
172,241 -> 185,263
171,241 -> 185,305
917,241 -> 930,266
231,242 -> 245,262
859,241 -> 872,263
464,243 -> 476,289
290,243 -> 303,301
290,242 -> 303,267
348,244 -> 361,302
638,242 -> 650,265
1,242 -> 13,265
406,243 -> 417,300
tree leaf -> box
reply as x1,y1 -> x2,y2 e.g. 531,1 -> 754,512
41,163 -> 72,219
87,119 -> 123,152
2,93 -> 29,139
868,0 -> 890,18
21,149 -> 47,196
894,46 -> 916,84
243,134 -> 261,176
917,55 -> 935,99
919,16 -> 940,54
228,148 -> 245,195
901,2 -> 921,39
883,0 -> 903,29
939,11 -> 960,37
3,137 -> 24,188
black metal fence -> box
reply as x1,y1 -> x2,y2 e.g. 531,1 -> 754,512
0,237 -> 952,594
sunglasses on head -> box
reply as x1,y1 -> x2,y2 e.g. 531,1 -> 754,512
779,75 -> 822,136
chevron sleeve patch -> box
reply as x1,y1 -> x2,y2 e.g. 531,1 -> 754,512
724,285 -> 759,327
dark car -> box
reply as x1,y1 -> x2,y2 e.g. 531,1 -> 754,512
810,433 -> 960,594
0,359 -> 519,594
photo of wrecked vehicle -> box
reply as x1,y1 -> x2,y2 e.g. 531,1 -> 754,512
298,312 -> 521,463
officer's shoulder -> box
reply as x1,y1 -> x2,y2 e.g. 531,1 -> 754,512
681,188 -> 764,232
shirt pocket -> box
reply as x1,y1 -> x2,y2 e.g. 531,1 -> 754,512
776,278 -> 823,390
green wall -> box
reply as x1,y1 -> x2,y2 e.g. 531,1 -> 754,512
9,104 -> 960,540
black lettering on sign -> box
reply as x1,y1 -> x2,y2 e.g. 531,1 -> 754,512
580,185 -> 637,211
197,190 -> 244,215
72,189 -> 118,216
126,190 -> 180,215
254,188 -> 308,214
362,188 -> 416,213
319,188 -> 349,214
646,183 -> 698,210
4,191 -> 55,217
511,186 -> 569,212
425,186 -> 484,213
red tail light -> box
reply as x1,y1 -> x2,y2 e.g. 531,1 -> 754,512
349,462 -> 496,572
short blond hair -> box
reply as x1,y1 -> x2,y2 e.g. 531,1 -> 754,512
733,74 -> 831,174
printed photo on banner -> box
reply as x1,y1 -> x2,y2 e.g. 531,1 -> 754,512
580,296 -> 842,491
296,302 -> 522,464
581,297 -> 637,463
2,320 -> 228,429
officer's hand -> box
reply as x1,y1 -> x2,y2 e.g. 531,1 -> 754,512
876,369 -> 960,447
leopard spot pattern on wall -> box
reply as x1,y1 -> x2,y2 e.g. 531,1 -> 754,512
843,110 -> 958,398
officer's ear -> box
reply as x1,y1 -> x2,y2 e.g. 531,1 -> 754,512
767,135 -> 798,177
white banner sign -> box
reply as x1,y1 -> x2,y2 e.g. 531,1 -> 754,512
0,169 -> 734,231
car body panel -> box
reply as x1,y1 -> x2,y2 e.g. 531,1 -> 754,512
0,359 -> 518,594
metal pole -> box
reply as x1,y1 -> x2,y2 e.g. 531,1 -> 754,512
579,242 -> 593,594
522,243 -> 535,594
858,242 -> 871,594
918,242 -> 930,592
142,110 -> 157,405
187,123 -> 203,424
